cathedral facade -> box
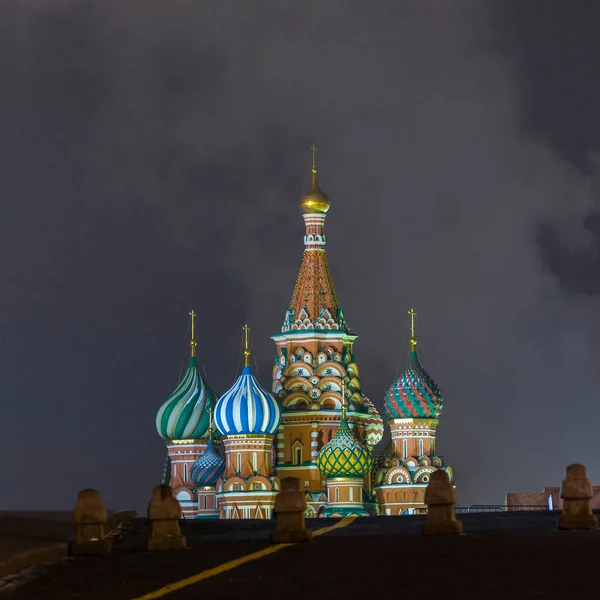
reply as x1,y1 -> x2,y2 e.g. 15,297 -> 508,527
155,151 -> 454,518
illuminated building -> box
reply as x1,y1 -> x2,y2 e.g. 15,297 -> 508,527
213,325 -> 282,519
271,146 -> 384,516
155,310 -> 219,518
156,149 -> 455,519
373,309 -> 454,515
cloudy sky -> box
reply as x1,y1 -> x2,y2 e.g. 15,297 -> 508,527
2,0 -> 600,512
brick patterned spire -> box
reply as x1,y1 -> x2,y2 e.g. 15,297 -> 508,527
281,151 -> 348,334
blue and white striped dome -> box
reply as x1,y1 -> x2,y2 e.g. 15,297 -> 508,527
215,366 -> 281,436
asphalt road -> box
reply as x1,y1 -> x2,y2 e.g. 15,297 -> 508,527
3,512 -> 600,599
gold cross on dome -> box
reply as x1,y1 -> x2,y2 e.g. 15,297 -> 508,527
189,310 -> 196,339
189,310 -> 197,357
310,144 -> 317,174
242,324 -> 251,367
408,308 -> 417,338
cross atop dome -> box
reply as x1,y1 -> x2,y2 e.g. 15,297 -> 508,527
189,309 -> 197,357
243,323 -> 251,367
408,307 -> 417,348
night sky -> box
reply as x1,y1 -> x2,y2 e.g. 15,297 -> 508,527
2,1 -> 600,513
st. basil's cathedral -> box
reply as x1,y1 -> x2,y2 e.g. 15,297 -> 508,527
155,149 -> 454,519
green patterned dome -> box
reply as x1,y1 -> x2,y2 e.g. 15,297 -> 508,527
317,408 -> 373,478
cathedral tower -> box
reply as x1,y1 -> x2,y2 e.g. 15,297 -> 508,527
214,325 -> 282,519
156,311 -> 218,518
272,147 -> 383,509
374,309 -> 454,515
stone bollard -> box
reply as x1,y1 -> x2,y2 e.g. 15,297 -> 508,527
147,485 -> 187,551
271,477 -> 312,543
422,470 -> 463,536
558,463 -> 597,531
71,488 -> 112,555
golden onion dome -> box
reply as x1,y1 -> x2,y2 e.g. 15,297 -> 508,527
299,170 -> 330,214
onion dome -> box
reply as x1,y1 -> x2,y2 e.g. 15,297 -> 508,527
214,325 -> 282,436
384,309 -> 442,420
191,422 -> 225,487
156,311 -> 217,440
373,438 -> 394,470
317,404 -> 373,478
361,394 -> 384,447
299,145 -> 330,214
371,437 -> 395,486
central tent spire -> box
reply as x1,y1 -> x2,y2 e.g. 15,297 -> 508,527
271,146 -> 384,495
284,146 -> 345,333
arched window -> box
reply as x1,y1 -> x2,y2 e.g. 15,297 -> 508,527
294,447 -> 302,465
335,487 -> 339,503
349,487 -> 353,502
403,439 -> 408,459
204,495 -> 208,509
419,439 -> 424,456
252,452 -> 257,471
184,463 -> 189,481
237,453 -> 241,473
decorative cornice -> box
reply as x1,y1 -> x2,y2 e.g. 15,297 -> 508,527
222,434 -> 275,440
387,418 -> 439,426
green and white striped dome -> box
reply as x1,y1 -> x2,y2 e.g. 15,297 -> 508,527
156,356 -> 217,441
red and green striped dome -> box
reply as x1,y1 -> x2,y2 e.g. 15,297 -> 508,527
384,343 -> 442,420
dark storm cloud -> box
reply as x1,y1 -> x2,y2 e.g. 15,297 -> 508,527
498,0 -> 600,298
2,0 -> 600,511
498,0 -> 600,172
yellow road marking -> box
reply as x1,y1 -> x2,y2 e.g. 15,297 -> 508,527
132,516 -> 357,600
311,515 -> 357,537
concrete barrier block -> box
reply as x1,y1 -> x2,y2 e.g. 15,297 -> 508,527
147,485 -> 186,551
559,464 -> 597,531
71,489 -> 111,556
422,470 -> 463,537
271,478 -> 312,544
